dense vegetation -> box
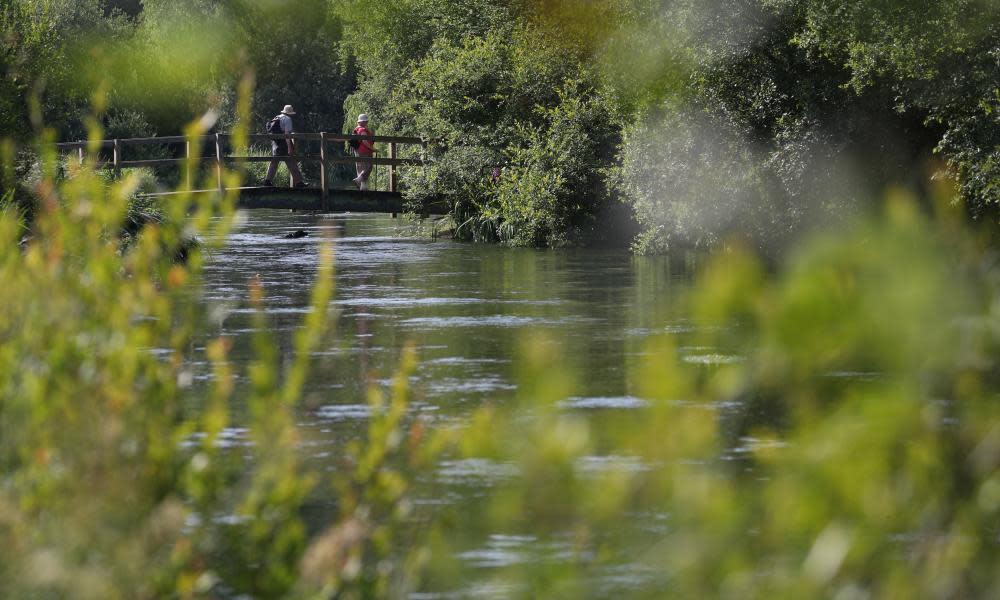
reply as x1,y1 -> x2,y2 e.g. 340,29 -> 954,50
3,0 -> 996,251
335,0 -> 999,251
2,0 -> 1000,597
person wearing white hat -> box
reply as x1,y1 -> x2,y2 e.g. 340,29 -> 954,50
351,113 -> 376,191
263,104 -> 308,187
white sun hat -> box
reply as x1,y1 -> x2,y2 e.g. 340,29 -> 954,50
281,105 -> 296,115
357,113 -> 369,122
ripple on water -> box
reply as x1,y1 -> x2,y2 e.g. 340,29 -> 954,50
456,534 -> 579,570
724,436 -> 789,461
227,306 -> 316,315
182,427 -> 252,449
558,396 -> 649,410
336,296 -> 487,308
401,315 -> 568,328
681,353 -> 745,365
410,581 -> 523,599
625,322 -> 697,337
821,370 -> 883,381
314,404 -> 372,421
575,455 -> 652,475
427,376 -> 517,395
425,356 -> 511,366
588,563 -> 667,596
436,458 -> 519,485
456,535 -> 536,568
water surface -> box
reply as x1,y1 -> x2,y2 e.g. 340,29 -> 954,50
195,210 -> 720,595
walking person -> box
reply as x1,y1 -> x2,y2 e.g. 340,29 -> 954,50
351,114 -> 376,191
263,104 -> 308,187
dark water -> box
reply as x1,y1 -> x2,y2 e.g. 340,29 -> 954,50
196,210 -> 734,595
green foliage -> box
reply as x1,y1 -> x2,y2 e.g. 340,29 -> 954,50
2,0 -> 354,144
0,125 -> 227,596
0,0 -> 129,140
609,0 -> 1000,251
0,89 -> 331,596
409,192 -> 1000,597
340,1 -> 623,247
490,82 -> 619,247
337,0 -> 999,250
227,0 -> 354,134
780,0 -> 1000,214
654,196 -> 1000,596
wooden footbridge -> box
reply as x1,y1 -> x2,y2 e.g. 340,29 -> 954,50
55,132 -> 449,215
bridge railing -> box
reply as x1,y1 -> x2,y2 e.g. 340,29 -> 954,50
55,132 -> 430,203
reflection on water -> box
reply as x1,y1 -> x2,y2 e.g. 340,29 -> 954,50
194,210 -> 703,595
198,210 -> 692,408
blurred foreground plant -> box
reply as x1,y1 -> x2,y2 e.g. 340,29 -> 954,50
0,75 -> 345,596
417,189 -> 1000,598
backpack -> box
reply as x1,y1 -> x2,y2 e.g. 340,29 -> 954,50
349,126 -> 366,151
265,115 -> 283,135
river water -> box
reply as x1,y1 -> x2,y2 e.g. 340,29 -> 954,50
197,210 -> 735,595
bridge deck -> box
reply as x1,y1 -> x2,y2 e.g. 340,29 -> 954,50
145,186 -> 449,215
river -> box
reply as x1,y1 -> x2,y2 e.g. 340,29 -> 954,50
196,209 -> 738,596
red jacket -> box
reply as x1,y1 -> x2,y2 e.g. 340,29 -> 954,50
353,126 -> 375,156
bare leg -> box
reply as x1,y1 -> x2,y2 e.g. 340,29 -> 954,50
354,160 -> 372,191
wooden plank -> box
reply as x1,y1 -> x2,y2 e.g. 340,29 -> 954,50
61,135 -> 212,147
140,187 -> 450,215
338,134 -> 426,144
105,155 -> 420,168
326,156 -> 423,167
247,133 -> 323,143
228,155 -> 419,167
57,134 -> 431,149
114,156 -> 343,167
119,159 -> 189,168
117,136 -> 189,146
237,155 -> 324,164
55,140 -> 113,150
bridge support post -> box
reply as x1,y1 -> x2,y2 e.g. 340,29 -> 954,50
391,141 -> 398,217
320,132 -> 328,212
113,139 -> 121,179
215,133 -> 223,191
389,142 -> 397,193
77,144 -> 84,166
184,140 -> 192,190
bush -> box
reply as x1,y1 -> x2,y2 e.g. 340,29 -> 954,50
341,5 -> 621,247
490,82 -> 619,247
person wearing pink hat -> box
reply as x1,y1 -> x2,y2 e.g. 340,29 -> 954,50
263,104 -> 308,188
351,114 -> 376,191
